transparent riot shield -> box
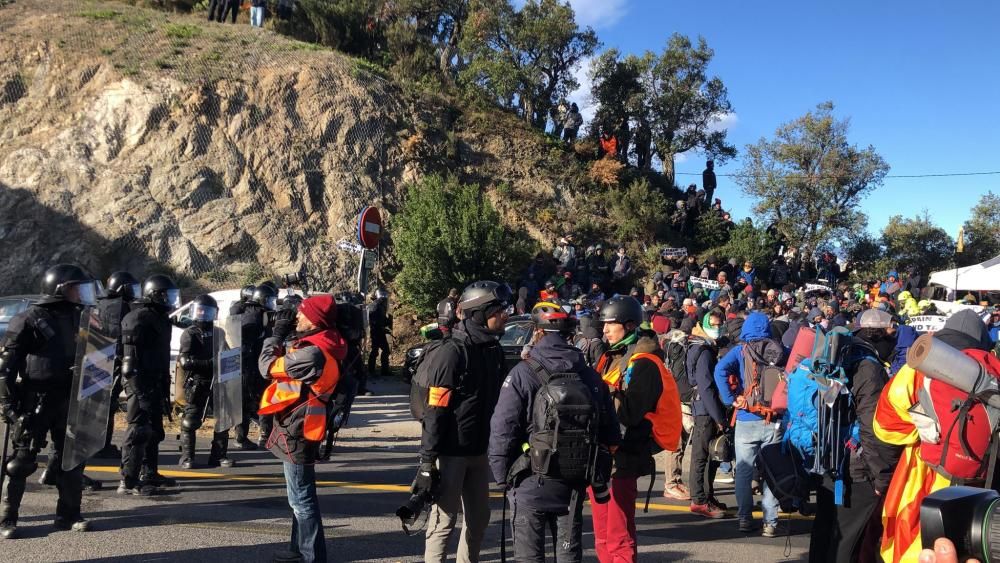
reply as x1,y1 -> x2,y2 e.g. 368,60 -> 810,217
62,307 -> 116,470
214,315 -> 244,432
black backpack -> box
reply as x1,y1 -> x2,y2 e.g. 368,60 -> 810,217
525,359 -> 599,485
409,337 -> 467,421
664,340 -> 695,402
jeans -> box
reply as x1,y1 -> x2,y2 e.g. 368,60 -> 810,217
734,419 -> 780,524
588,477 -> 638,563
424,455 -> 491,563
250,6 -> 264,27
283,462 -> 327,562
688,415 -> 720,505
512,505 -> 559,563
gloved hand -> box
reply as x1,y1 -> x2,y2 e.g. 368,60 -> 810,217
272,308 -> 296,341
412,461 -> 440,497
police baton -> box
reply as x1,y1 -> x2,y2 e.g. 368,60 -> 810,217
0,421 -> 10,495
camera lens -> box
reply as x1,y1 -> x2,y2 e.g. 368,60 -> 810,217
983,497 -> 1000,561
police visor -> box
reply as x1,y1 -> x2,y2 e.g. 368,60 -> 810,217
192,304 -> 218,322
64,281 -> 98,307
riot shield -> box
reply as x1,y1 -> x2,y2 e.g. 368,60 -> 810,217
62,307 -> 116,470
214,316 -> 244,432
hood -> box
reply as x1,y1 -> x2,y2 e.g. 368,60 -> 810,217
895,324 -> 919,350
691,323 -> 716,345
887,270 -> 898,280
740,312 -> 771,342
529,333 -> 589,373
934,309 -> 993,352
579,316 -> 602,339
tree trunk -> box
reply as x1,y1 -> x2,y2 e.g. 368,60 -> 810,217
662,152 -> 676,188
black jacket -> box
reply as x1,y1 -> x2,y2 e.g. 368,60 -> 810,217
488,334 -> 621,512
845,339 -> 903,492
180,323 -> 215,382
419,319 -> 505,462
121,301 -> 173,397
240,303 -> 270,392
598,335 -> 663,477
0,301 -> 81,395
686,332 -> 726,425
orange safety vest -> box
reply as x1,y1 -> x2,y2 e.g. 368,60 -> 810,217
259,346 -> 340,442
596,351 -> 682,452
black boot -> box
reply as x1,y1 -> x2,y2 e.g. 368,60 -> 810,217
82,474 -> 103,491
140,468 -> 177,488
0,518 -> 18,540
54,516 -> 90,532
179,430 -> 196,470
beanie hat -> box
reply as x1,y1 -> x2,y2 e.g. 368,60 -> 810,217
299,295 -> 337,329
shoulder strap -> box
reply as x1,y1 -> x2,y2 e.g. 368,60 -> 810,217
525,358 -> 552,385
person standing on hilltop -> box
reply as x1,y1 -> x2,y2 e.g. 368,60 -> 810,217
702,160 -> 717,210
250,0 -> 266,28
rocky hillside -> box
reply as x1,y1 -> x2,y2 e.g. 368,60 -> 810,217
0,0 -> 594,295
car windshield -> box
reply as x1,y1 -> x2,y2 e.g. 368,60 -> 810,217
0,299 -> 26,323
500,321 -> 533,347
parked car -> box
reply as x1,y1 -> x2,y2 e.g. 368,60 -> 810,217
0,295 -> 40,341
403,314 -> 534,383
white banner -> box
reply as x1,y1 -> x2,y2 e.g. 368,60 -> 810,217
689,277 -> 721,290
660,247 -> 688,259
805,283 -> 833,294
909,315 -> 947,333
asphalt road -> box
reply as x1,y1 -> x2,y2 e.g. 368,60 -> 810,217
2,379 -> 811,562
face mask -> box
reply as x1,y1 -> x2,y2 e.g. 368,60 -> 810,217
705,327 -> 721,339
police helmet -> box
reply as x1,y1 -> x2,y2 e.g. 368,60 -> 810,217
374,287 -> 389,300
191,294 -> 219,323
40,264 -> 98,306
106,271 -> 141,301
240,285 -> 256,303
459,281 -> 512,316
142,275 -> 181,310
436,297 -> 457,328
251,284 -> 278,310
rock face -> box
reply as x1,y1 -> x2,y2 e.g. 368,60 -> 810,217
0,0 -> 407,293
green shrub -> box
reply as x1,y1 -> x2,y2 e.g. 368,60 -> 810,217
607,178 -> 667,242
394,175 -> 535,314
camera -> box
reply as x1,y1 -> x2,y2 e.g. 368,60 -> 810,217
590,446 -> 612,505
920,486 -> 1000,562
281,272 -> 303,288
395,488 -> 434,535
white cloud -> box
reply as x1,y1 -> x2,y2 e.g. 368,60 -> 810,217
567,0 -> 629,29
708,111 -> 738,133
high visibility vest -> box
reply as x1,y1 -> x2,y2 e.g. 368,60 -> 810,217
259,346 -> 340,441
596,350 -> 682,452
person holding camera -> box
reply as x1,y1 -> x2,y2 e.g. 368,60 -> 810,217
593,296 -> 681,563
488,302 -> 621,562
415,281 -> 510,563
258,294 -> 347,563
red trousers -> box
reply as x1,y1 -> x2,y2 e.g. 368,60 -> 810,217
588,476 -> 638,563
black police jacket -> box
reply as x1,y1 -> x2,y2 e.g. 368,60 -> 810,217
419,319 -> 505,462
180,323 -> 214,382
1,302 -> 80,394
121,301 -> 172,395
240,304 -> 270,389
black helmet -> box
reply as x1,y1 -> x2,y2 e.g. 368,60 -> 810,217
259,280 -> 279,294
374,287 -> 389,300
240,285 -> 256,303
142,275 -> 181,310
532,301 -> 576,334
251,284 -> 278,310
597,296 -> 643,326
40,264 -> 97,306
459,281 -> 512,315
191,294 -> 219,322
436,297 -> 457,328
106,271 -> 141,301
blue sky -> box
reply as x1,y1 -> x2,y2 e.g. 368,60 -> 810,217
563,0 -> 1000,238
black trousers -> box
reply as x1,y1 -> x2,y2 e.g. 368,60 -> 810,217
221,0 -> 239,23
180,379 -> 229,460
688,414 -> 720,505
207,0 -> 225,21
808,478 -> 883,563
1,392 -> 84,523
512,491 -> 584,563
120,377 -> 165,483
368,332 -> 390,378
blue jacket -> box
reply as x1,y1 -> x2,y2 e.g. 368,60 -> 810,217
713,312 -> 772,422
990,324 -> 1000,344
890,324 -> 919,377
737,268 -> 756,287
488,334 -> 621,513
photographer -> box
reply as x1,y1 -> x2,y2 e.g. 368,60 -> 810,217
488,302 -> 620,562
416,282 -> 509,563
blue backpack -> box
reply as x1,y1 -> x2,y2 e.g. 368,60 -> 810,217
782,327 -> 873,505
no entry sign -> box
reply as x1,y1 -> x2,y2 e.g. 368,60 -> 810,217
357,206 -> 382,250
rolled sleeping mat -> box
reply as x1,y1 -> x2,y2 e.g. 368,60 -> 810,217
906,334 -> 1000,409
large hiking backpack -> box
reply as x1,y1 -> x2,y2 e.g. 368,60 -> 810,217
525,359 -> 599,485
664,339 -> 695,402
740,338 -> 786,419
409,337 -> 468,421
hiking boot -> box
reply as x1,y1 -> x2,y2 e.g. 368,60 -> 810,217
663,482 -> 690,501
206,457 -> 234,469
0,519 -> 18,539
117,480 -> 154,497
94,444 -> 122,459
141,472 -> 176,488
690,501 -> 727,519
82,474 -> 103,491
762,523 -> 778,538
708,496 -> 728,511
53,517 -> 90,532
272,549 -> 303,562
38,468 -> 57,486
179,458 -> 194,470
738,518 -> 759,533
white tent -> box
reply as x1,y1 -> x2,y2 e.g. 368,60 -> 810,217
928,254 -> 1000,291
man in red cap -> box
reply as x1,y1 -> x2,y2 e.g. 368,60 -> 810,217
259,295 -> 347,563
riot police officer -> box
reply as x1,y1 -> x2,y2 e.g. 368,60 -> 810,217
230,285 -> 255,316
366,287 -> 391,394
178,295 -> 232,469
234,284 -> 276,449
0,264 -> 99,538
117,275 -> 180,495
95,271 -> 140,459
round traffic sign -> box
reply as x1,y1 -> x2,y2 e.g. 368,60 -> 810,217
357,206 -> 383,250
